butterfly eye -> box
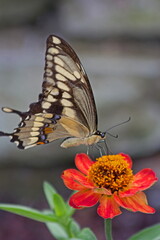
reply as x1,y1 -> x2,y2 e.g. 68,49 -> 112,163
100,132 -> 106,138
95,131 -> 106,138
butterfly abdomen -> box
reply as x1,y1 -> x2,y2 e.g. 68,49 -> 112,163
61,133 -> 105,148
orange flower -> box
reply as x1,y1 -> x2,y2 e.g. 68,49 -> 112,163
61,153 -> 157,219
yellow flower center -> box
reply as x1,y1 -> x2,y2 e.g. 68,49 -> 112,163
88,155 -> 133,193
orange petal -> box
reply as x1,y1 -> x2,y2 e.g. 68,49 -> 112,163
133,169 -> 157,190
75,153 -> 94,175
119,153 -> 132,168
120,168 -> 157,197
61,169 -> 94,190
114,192 -> 155,213
69,189 -> 101,207
93,187 -> 112,195
97,195 -> 121,219
69,199 -> 83,209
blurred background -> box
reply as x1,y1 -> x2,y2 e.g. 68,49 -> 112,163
0,0 -> 160,239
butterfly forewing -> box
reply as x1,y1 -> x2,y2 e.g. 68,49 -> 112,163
42,35 -> 98,132
0,35 -> 99,149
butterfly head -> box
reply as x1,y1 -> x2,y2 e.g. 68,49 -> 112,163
95,130 -> 106,139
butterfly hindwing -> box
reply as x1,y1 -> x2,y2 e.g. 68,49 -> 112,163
1,107 -> 72,149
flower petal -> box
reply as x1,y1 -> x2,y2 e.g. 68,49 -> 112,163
114,192 -> 155,213
75,153 -> 94,175
61,169 -> 94,191
133,169 -> 157,190
120,168 -> 158,197
69,189 -> 101,207
93,187 -> 112,195
97,195 -> 122,219
69,199 -> 83,209
119,153 -> 132,168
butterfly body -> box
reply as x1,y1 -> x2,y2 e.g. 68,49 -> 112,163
0,35 -> 106,149
61,131 -> 105,148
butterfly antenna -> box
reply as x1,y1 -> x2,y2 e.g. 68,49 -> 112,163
106,117 -> 131,133
106,132 -> 118,138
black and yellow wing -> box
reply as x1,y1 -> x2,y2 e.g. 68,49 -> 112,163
0,35 -> 104,149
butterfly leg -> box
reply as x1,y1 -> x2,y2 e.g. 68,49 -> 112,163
95,140 -> 111,156
95,143 -> 104,156
87,145 -> 93,157
86,145 -> 95,160
103,139 -> 108,155
103,139 -> 114,155
87,145 -> 90,155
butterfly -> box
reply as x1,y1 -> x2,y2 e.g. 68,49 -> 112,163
0,35 -> 106,149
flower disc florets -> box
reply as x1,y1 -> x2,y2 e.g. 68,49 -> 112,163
88,155 -> 133,193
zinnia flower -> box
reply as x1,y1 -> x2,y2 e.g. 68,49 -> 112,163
61,153 -> 157,219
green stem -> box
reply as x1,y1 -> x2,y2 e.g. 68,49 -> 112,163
104,219 -> 113,240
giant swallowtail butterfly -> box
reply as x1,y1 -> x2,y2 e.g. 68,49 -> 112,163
0,35 -> 106,149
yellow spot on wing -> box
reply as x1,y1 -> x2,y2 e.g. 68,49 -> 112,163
51,88 -> 59,96
55,65 -> 76,81
46,54 -> 53,61
52,36 -> 61,44
48,47 -> 59,54
2,107 -> 13,113
43,113 -> 53,118
74,71 -> 81,79
42,102 -> 51,109
57,81 -> 70,92
30,132 -> 39,137
33,122 -> 43,127
54,56 -> 64,66
46,95 -> 57,102
61,99 -> 73,107
45,69 -> 53,76
35,117 -> 44,122
62,107 -> 75,118
62,92 -> 71,99
28,137 -> 39,144
56,73 -> 67,81
46,61 -> 53,68
31,127 -> 39,131
45,77 -> 55,85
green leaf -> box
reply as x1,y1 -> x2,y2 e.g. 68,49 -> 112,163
77,228 -> 97,240
128,224 -> 160,240
63,239 -> 82,240
66,203 -> 75,217
53,194 -> 67,217
0,204 -> 57,223
46,222 -> 69,239
43,181 -> 57,210
69,220 -> 80,237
